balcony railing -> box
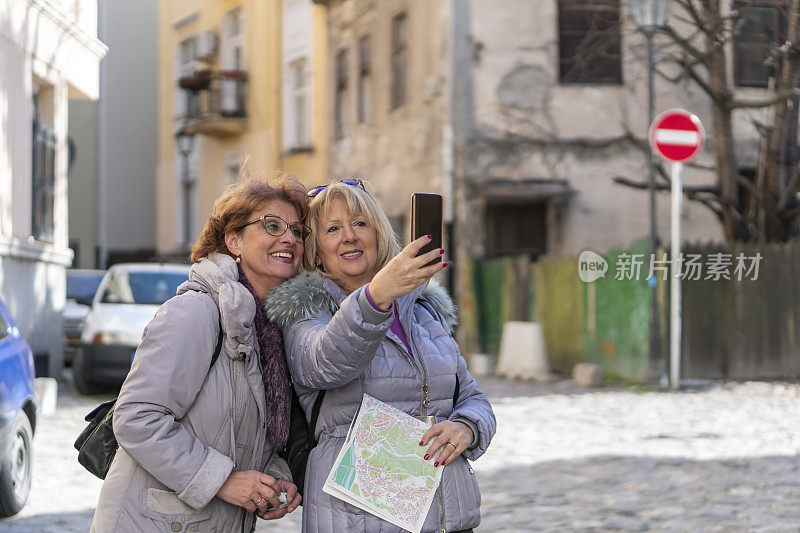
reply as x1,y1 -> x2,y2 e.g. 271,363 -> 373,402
178,69 -> 248,137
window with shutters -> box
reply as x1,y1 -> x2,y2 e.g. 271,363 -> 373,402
334,49 -> 349,140
558,0 -> 621,84
390,12 -> 407,109
485,202 -> 547,259
357,35 -> 372,124
734,1 -> 786,87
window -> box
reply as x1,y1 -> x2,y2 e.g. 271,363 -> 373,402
221,8 -> 246,113
357,35 -> 372,123
175,36 -> 198,118
734,1 -> 786,87
222,8 -> 245,70
334,49 -> 349,140
289,59 -> 310,147
391,12 -> 407,109
32,97 -> 56,243
558,0 -> 621,84
485,202 -> 547,258
100,271 -> 189,305
223,151 -> 244,189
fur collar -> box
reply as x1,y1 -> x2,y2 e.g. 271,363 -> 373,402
263,270 -> 458,332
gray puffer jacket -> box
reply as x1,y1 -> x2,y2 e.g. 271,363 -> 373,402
265,272 -> 496,533
91,254 -> 291,533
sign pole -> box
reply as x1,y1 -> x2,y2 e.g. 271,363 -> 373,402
650,108 -> 704,390
670,161 -> 682,390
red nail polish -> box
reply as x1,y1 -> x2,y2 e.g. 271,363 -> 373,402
434,461 -> 439,467
419,440 -> 425,446
439,249 -> 445,254
427,234 -> 433,239
424,454 -> 430,460
442,262 -> 448,267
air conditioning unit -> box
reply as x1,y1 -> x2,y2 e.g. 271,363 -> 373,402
195,32 -> 219,63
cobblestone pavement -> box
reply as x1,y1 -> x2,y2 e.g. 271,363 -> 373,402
2,373 -> 799,532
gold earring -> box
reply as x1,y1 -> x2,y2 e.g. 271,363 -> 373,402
235,255 -> 241,263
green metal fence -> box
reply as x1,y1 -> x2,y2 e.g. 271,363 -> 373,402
467,241 -> 654,381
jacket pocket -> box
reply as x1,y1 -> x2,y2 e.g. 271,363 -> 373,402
140,488 -> 212,532
445,458 -> 481,529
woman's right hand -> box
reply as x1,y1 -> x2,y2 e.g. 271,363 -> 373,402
369,235 -> 447,310
216,470 -> 281,513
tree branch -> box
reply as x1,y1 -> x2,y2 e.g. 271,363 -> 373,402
678,55 -> 727,103
729,88 -> 800,110
612,176 -> 719,194
661,24 -> 708,64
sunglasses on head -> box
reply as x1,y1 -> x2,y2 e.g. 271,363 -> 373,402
307,179 -> 366,198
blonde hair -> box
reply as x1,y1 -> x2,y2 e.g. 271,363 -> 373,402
190,169 -> 308,263
304,180 -> 401,273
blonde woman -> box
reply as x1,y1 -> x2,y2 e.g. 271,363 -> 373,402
265,180 -> 495,533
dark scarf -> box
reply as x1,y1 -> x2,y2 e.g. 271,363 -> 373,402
238,265 -> 290,451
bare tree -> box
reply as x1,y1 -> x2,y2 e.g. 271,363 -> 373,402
629,0 -> 800,242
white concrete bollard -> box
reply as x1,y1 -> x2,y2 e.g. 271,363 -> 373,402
495,321 -> 549,380
469,353 -> 496,376
34,377 -> 58,417
573,363 -> 604,387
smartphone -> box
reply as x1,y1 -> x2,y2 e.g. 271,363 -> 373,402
411,193 -> 443,266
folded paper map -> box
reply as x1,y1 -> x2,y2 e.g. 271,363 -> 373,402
322,394 -> 444,533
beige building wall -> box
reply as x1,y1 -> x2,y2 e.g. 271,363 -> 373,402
323,0 -> 450,243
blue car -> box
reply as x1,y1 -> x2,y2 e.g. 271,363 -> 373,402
0,296 -> 36,517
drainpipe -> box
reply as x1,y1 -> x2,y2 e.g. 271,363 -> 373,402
97,0 -> 108,269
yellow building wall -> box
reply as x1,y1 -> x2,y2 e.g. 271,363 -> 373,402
157,0 -> 327,256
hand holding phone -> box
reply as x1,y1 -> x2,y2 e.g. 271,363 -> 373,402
411,193 -> 443,267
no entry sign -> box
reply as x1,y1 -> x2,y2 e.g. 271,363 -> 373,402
649,109 -> 705,163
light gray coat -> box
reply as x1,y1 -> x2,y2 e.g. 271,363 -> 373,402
91,254 -> 291,533
265,272 -> 496,533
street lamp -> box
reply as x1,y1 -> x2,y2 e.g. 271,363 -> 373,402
627,0 -> 671,386
175,126 -> 196,252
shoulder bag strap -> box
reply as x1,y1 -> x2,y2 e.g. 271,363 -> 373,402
209,311 -> 224,370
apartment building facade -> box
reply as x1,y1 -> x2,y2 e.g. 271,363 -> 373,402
317,0 -> 780,306
0,0 -> 106,375
157,0 -> 328,258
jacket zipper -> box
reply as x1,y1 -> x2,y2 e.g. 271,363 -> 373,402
406,313 -> 446,531
403,314 -> 445,532
408,332 -> 431,416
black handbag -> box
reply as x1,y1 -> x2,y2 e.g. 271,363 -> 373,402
279,386 -> 325,499
74,320 -> 224,479
74,399 -> 117,478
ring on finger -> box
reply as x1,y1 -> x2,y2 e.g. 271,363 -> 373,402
447,441 -> 457,448
254,497 -> 263,505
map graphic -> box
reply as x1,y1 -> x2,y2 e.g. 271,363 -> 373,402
322,394 -> 443,533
